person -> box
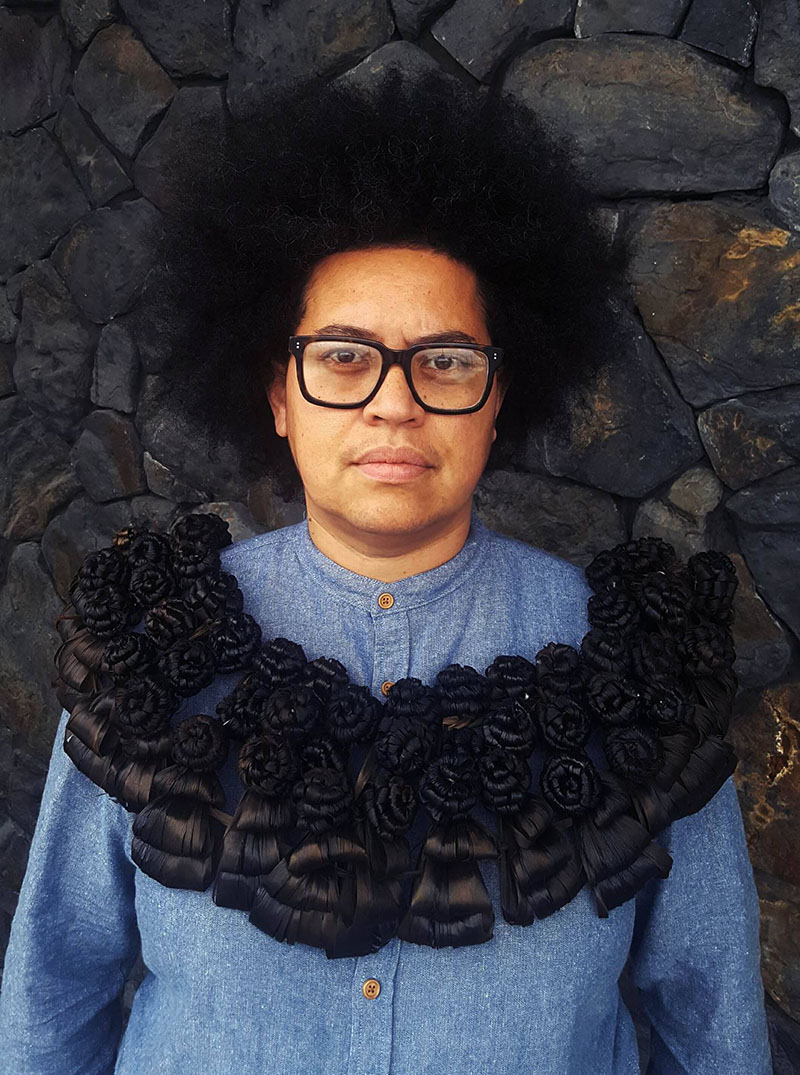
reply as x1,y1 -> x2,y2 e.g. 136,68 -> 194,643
0,71 -> 773,1074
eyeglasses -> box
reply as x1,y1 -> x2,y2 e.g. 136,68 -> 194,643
288,335 -> 504,415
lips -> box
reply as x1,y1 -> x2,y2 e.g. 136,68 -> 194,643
353,447 -> 433,467
352,446 -> 433,484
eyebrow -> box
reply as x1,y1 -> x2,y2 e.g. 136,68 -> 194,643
313,323 -> 480,345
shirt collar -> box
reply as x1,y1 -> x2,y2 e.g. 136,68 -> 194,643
291,506 -> 491,612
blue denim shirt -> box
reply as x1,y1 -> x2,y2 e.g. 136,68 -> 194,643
0,514 -> 773,1074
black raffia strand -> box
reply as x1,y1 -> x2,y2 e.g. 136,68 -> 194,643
54,513 -> 741,959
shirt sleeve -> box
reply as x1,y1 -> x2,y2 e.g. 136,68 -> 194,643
0,708 -> 142,1075
628,773 -> 774,1075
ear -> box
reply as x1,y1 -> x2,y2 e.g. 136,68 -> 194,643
265,360 -> 289,438
490,370 -> 510,442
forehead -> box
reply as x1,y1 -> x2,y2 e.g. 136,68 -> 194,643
299,245 -> 488,342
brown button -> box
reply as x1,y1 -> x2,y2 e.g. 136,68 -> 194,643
362,978 -> 381,999
381,680 -> 393,696
377,592 -> 394,610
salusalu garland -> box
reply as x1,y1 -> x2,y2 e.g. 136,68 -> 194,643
53,512 -> 740,959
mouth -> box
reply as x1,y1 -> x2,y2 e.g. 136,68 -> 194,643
352,447 -> 434,484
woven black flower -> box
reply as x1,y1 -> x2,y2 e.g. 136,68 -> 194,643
447,723 -> 485,758
540,752 -> 602,815
484,654 -> 537,702
363,772 -> 416,838
172,713 -> 228,772
253,636 -> 307,690
158,638 -> 216,697
536,695 -> 591,751
112,524 -> 150,551
116,676 -> 178,740
126,532 -> 171,570
634,572 -> 692,631
587,588 -> 640,633
73,547 -> 130,591
687,550 -> 738,623
239,731 -> 298,796
216,673 -> 273,739
535,642 -> 585,698
100,630 -> 156,681
168,512 -> 232,553
264,684 -> 322,739
384,677 -> 442,726
482,696 -> 536,756
621,536 -> 679,576
478,748 -> 529,815
419,749 -> 480,822
603,725 -> 664,784
183,572 -> 244,622
293,766 -> 352,833
79,583 -> 134,639
638,680 -> 692,726
302,655 -> 349,702
374,713 -> 441,776
680,625 -> 736,677
145,598 -> 198,650
628,633 -> 682,683
584,548 -> 628,592
435,664 -> 492,720
129,563 -> 179,608
208,612 -> 262,673
300,734 -> 347,773
584,673 -> 640,727
326,682 -> 381,745
581,627 -> 631,676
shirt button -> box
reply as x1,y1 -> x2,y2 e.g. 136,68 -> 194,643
377,592 -> 394,609
381,680 -> 393,696
362,978 -> 381,999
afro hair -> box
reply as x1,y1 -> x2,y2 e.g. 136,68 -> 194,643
142,69 -> 633,501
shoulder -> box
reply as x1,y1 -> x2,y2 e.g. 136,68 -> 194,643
220,521 -> 304,574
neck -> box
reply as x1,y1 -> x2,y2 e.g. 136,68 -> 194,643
305,505 -> 473,583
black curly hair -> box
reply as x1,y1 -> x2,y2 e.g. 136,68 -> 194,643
143,69 -> 632,501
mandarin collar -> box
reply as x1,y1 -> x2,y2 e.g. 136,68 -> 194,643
290,507 -> 490,612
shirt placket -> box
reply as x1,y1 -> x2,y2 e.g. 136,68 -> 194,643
345,587 -> 410,1075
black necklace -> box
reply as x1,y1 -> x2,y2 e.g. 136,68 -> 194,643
54,512 -> 740,959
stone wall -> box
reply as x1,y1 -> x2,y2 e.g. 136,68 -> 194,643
1,0 -> 799,1069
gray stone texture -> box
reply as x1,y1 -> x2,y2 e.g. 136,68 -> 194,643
227,0 -> 395,118
119,0 -> 232,77
754,0 -> 800,137
143,451 -> 211,503
72,408 -> 147,501
337,40 -> 445,94
13,261 -> 97,438
52,198 -> 161,324
632,465 -> 724,560
0,288 -> 19,344
523,314 -> 703,498
60,0 -> 117,50
91,320 -> 140,413
73,24 -> 176,158
698,386 -> 800,490
431,0 -> 573,83
54,95 -> 133,209
679,0 -> 759,66
0,346 -> 14,397
727,552 -> 793,691
503,36 -> 784,197
390,0 -> 450,38
628,198 -> 800,407
0,128 -> 90,282
474,469 -> 626,566
769,150 -> 800,232
0,11 -> 71,134
574,0 -> 689,37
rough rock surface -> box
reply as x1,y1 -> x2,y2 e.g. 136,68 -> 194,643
632,465 -> 724,559
754,0 -> 800,136
698,386 -> 800,490
390,0 -> 450,38
574,0 -> 689,37
679,0 -> 759,66
769,149 -> 800,232
0,11 -> 71,135
503,36 -> 784,197
727,552 -> 793,691
91,321 -> 140,413
72,408 -> 147,501
54,95 -> 132,208
119,0 -> 232,77
60,0 -> 117,50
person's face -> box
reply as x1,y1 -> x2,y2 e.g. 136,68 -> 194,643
266,245 -> 507,546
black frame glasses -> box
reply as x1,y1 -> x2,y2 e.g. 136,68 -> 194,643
288,335 -> 505,415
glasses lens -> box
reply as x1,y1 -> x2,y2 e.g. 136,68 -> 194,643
411,347 -> 490,411
302,340 -> 383,404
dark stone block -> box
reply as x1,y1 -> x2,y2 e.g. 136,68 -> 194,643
143,450 -> 210,502
5,273 -> 24,316
61,0 -> 117,50
336,40 -> 446,95
574,0 -> 688,37
390,0 -> 450,38
698,386 -> 800,490
54,95 -> 132,209
727,465 -> 800,529
14,261 -> 97,438
474,469 -> 626,567
227,0 -> 394,119
727,552 -> 792,691
73,24 -> 176,158
679,0 -> 759,66
0,287 -> 19,344
0,816 -> 31,895
134,85 -> 226,212
7,752 -> 47,834
53,199 -> 161,325
0,396 -> 81,540
119,0 -> 232,78
754,0 -> 800,137
0,128 -> 89,282
0,345 -> 13,397
0,11 -> 70,134
502,36 -> 785,197
628,198 -> 800,407
522,313 -> 703,498
73,408 -> 147,502
0,543 -> 64,758
431,0 -> 572,82
769,150 -> 800,233
632,465 -> 724,561
91,320 -> 140,413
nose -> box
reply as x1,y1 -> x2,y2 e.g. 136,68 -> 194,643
362,363 -> 425,425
